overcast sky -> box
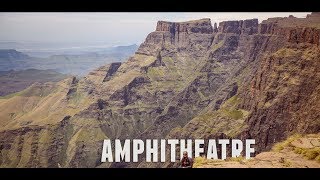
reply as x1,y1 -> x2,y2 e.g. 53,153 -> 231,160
0,13 -> 310,46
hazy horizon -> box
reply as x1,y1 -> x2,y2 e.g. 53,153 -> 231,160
0,12 -> 310,47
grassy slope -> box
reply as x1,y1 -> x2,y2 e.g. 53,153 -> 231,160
0,77 -> 92,131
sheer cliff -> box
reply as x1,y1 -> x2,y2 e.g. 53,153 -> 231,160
0,13 -> 319,168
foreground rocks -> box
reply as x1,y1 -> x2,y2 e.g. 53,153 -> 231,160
194,134 -> 320,168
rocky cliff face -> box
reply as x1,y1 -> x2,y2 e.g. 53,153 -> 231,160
218,19 -> 258,35
238,21 -> 320,152
0,14 -> 319,168
162,15 -> 320,168
137,18 -> 213,57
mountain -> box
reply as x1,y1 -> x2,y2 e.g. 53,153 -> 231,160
0,49 -> 31,60
0,69 -> 68,96
0,44 -> 138,76
0,50 -> 31,71
0,42 -> 138,58
0,13 -> 319,168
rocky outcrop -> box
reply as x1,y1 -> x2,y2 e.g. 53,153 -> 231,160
109,76 -> 151,106
103,62 -> 122,82
194,134 -> 320,168
218,19 -> 258,35
155,18 -> 213,33
85,62 -> 122,84
259,16 -> 320,46
136,18 -> 214,56
259,24 -> 320,46
140,52 -> 166,73
287,27 -> 320,45
214,23 -> 218,32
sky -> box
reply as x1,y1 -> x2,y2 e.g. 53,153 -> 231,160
0,12 -> 310,46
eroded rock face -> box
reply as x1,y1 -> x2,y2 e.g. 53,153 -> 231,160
218,19 -> 258,35
229,15 -> 320,153
259,23 -> 320,46
213,22 -> 218,32
137,18 -> 214,56
238,44 -> 320,152
0,116 -> 72,168
103,62 -> 122,82
158,15 -> 320,167
84,62 -> 122,85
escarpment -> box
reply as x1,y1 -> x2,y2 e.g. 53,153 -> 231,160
162,15 -> 320,167
0,13 -> 319,168
137,18 -> 214,57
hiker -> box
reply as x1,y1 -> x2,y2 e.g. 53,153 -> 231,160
180,151 -> 193,168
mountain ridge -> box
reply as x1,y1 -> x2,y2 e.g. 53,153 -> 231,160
0,44 -> 138,76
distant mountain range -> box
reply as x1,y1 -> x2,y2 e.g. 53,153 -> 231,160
0,44 -> 138,76
0,49 -> 31,60
0,69 -> 68,96
0,41 -> 138,57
